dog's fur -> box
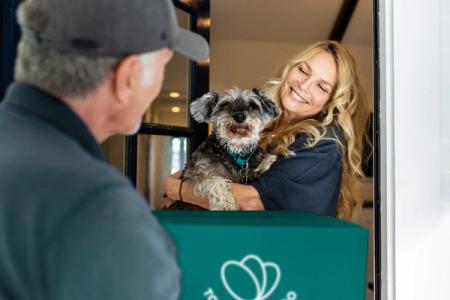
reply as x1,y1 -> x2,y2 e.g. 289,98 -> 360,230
166,88 -> 280,210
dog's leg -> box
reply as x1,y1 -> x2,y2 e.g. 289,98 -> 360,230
255,154 -> 278,174
193,178 -> 239,210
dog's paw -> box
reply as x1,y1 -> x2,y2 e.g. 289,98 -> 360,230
210,199 -> 239,210
255,154 -> 278,174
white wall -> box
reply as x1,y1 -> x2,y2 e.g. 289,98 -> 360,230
440,0 -> 450,208
210,39 -> 307,93
380,0 -> 450,299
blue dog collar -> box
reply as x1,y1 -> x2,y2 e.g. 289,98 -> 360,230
227,150 -> 255,168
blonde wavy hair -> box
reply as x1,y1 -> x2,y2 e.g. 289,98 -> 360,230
260,41 -> 371,220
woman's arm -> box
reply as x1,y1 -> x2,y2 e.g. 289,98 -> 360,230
163,171 -> 265,210
230,183 -> 265,210
248,136 -> 343,215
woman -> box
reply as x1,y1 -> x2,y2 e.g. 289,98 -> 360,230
164,41 -> 370,219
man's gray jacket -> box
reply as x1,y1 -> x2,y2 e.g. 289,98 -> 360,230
0,83 -> 180,300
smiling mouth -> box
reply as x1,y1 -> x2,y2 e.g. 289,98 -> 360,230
228,124 -> 252,137
290,87 -> 309,104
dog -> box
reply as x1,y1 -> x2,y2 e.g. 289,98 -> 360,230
166,88 -> 280,210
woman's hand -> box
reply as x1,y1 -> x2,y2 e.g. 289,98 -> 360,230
163,170 -> 210,209
163,170 -> 182,200
161,194 -> 177,209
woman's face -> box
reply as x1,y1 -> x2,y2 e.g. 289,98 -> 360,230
280,50 -> 337,123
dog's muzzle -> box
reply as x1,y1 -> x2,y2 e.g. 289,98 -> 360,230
228,123 -> 252,137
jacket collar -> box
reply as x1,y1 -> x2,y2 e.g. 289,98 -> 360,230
1,82 -> 105,161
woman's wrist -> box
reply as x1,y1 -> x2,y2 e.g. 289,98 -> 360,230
164,176 -> 182,200
179,179 -> 187,202
231,183 -> 264,210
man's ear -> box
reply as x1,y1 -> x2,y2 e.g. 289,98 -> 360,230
252,88 -> 281,118
190,92 -> 219,123
113,55 -> 141,105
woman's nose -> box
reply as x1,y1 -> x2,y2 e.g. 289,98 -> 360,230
299,78 -> 313,92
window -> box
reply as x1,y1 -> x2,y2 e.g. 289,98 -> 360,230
102,0 -> 210,208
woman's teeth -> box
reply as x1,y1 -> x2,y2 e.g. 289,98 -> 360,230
290,87 -> 308,104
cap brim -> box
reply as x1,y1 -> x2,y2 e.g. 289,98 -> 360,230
172,28 -> 209,62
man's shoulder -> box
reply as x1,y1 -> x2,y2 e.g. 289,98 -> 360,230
0,111 -> 139,210
0,95 -> 147,229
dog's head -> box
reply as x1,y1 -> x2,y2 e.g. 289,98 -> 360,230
190,88 -> 280,153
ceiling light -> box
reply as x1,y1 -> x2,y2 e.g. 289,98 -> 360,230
169,92 -> 180,98
171,106 -> 181,113
198,17 -> 211,28
198,58 -> 210,66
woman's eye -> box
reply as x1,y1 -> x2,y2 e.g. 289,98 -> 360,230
299,66 -> 307,74
318,84 -> 328,93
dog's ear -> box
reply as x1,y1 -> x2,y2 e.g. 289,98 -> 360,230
190,92 -> 219,123
252,88 -> 281,118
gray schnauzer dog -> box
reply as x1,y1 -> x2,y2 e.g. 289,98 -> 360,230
167,88 -> 280,210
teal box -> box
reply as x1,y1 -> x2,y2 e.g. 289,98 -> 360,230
155,211 -> 368,300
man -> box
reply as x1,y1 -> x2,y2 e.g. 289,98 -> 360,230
0,0 -> 209,299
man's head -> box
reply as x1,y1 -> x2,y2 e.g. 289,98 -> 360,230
14,0 -> 209,141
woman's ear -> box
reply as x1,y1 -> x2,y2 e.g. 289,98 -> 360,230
113,55 -> 140,106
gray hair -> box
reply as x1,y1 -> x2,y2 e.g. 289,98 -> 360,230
14,0 -> 120,98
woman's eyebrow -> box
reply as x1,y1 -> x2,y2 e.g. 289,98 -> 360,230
302,62 -> 312,73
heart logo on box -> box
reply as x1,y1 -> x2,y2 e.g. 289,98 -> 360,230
220,254 -> 281,300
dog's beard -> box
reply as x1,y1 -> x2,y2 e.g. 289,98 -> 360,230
228,123 -> 252,138
223,136 -> 259,154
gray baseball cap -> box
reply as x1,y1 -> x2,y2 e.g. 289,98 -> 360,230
19,0 -> 209,61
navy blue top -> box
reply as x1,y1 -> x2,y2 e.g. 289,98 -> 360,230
251,132 -> 343,217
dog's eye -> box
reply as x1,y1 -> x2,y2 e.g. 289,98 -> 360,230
250,102 -> 260,111
218,103 -> 229,110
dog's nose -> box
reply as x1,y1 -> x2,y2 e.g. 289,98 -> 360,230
232,112 -> 246,123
